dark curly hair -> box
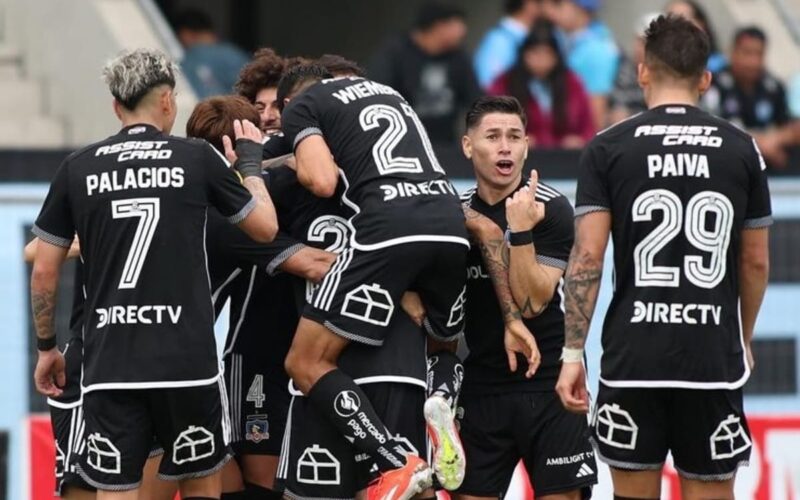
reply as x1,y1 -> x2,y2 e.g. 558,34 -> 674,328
235,48 -> 286,103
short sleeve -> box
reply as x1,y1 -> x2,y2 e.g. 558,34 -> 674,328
282,91 -> 323,152
744,138 -> 773,229
574,140 -> 611,216
202,142 -> 256,224
33,160 -> 74,247
531,195 -> 575,270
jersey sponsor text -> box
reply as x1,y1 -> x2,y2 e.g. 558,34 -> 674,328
630,300 -> 722,326
95,304 -> 182,328
379,179 -> 457,201
634,124 -> 723,147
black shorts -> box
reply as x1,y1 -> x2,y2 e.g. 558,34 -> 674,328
50,403 -> 95,496
76,380 -> 232,490
278,383 -> 427,500
224,352 -> 290,456
456,391 -> 596,498
592,384 -> 751,481
303,242 -> 467,345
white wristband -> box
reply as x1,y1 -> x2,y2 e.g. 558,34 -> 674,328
560,347 -> 584,363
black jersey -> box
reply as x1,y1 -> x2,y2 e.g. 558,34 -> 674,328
48,263 -> 86,407
33,124 -> 256,391
262,132 -> 292,160
267,166 -> 428,388
461,180 -> 574,394
281,76 -> 468,251
576,104 -> 773,389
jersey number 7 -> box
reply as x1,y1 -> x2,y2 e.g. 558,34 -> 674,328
111,198 -> 161,289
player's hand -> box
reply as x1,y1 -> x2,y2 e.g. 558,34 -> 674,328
401,291 -> 427,327
504,320 -> 540,378
505,170 -> 545,233
746,343 -> 755,371
556,361 -> 590,414
34,348 -> 65,397
226,120 -> 264,178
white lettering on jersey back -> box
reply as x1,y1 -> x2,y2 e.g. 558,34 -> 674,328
630,300 -> 722,325
634,124 -> 723,147
86,167 -> 184,196
647,154 -> 709,179
380,179 -> 456,201
331,80 -> 402,105
95,140 -> 169,156
95,305 -> 183,328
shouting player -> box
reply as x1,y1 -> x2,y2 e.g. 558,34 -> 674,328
31,49 -> 277,499
457,96 -> 596,499
278,64 -> 469,499
556,15 -> 771,500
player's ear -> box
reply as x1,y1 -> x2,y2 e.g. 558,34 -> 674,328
697,69 -> 712,95
461,134 -> 472,160
523,138 -> 529,161
637,62 -> 648,89
112,99 -> 124,121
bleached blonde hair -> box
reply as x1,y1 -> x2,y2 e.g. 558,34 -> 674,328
102,48 -> 178,110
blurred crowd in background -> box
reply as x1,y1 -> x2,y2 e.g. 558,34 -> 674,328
173,0 -> 800,169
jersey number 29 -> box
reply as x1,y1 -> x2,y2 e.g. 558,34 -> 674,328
111,198 -> 160,289
633,189 -> 733,289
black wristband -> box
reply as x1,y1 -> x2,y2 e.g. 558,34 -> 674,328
508,230 -> 533,246
37,337 -> 57,351
234,139 -> 263,178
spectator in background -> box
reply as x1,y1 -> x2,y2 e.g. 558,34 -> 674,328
608,12 -> 660,124
175,8 -> 250,98
369,2 -> 482,143
473,0 -> 542,89
488,22 -> 595,148
702,26 -> 798,168
665,0 -> 726,73
544,0 -> 619,129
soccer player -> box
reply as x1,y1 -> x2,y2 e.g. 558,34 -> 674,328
456,95 -> 596,499
186,94 -> 335,500
556,15 -> 771,500
30,48 -> 277,499
277,64 -> 469,499
235,48 -> 285,134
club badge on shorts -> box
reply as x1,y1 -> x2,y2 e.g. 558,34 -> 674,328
245,414 -> 270,443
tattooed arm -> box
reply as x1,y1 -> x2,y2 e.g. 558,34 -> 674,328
31,240 -> 68,396
464,205 -> 540,376
563,212 -> 610,350
556,210 -> 611,413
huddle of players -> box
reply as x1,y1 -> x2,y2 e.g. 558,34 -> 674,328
30,13 -> 771,500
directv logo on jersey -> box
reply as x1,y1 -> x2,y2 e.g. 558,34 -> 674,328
380,179 -> 456,201
95,305 -> 182,328
634,125 -> 723,147
630,301 -> 721,325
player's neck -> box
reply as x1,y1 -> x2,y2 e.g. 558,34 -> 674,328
646,89 -> 699,109
119,114 -> 164,132
477,175 -> 521,206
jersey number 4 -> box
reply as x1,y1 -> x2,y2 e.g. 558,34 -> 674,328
633,189 -> 733,289
359,103 -> 445,176
111,198 -> 160,289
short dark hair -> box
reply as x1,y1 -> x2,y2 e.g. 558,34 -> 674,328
644,14 -> 709,83
186,96 -> 260,153
465,96 -> 528,130
235,48 -> 286,102
276,63 -> 333,112
316,54 -> 366,77
415,2 -> 466,31
734,26 -> 767,46
173,8 -> 214,32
